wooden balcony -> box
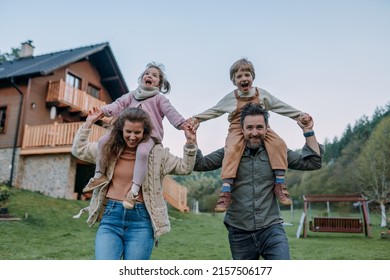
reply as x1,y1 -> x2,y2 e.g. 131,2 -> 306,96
21,122 -> 107,155
20,122 -> 190,212
46,79 -> 106,115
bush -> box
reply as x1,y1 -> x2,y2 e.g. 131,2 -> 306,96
0,185 -> 12,208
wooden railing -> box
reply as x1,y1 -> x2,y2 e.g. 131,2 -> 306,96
46,79 -> 106,114
21,123 -> 189,212
163,176 -> 189,212
22,122 -> 107,148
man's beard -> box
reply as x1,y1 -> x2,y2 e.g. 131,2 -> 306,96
246,136 -> 264,149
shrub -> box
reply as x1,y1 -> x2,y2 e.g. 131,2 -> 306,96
0,185 -> 12,208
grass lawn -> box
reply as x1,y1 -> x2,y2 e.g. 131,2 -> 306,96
1,188 -> 389,260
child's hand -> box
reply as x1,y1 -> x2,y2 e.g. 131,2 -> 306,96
187,117 -> 200,131
85,107 -> 104,127
298,113 -> 312,126
180,121 -> 192,131
297,113 -> 314,130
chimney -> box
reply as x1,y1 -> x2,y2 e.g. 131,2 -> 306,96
20,40 -> 35,58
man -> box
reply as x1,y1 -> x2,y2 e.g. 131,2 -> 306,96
194,103 -> 323,260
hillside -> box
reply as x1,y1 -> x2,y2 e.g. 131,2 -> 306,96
1,188 -> 389,260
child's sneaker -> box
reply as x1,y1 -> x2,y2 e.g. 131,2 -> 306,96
273,183 -> 292,206
214,192 -> 231,212
123,192 -> 139,209
82,176 -> 108,193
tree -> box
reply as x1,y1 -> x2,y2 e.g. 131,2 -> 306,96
355,116 -> 390,227
179,171 -> 220,213
0,46 -> 21,62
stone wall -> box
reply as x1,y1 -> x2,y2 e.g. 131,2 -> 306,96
19,153 -> 77,199
0,148 -> 19,185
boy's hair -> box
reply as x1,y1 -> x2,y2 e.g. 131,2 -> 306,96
100,107 -> 153,165
138,62 -> 171,94
229,58 -> 256,85
240,103 -> 269,128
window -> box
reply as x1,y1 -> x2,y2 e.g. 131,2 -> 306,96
87,84 -> 100,98
66,73 -> 81,89
0,106 -> 7,133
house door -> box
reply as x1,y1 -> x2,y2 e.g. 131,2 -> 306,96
74,162 -> 95,200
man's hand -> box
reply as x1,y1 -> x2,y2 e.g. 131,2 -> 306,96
297,113 -> 314,131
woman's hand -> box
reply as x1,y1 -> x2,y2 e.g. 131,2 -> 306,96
85,106 -> 104,128
184,126 -> 197,146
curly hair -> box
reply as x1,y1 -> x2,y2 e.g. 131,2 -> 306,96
100,107 -> 153,165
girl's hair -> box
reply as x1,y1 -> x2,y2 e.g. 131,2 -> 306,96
138,62 -> 171,94
229,58 -> 256,85
100,107 -> 153,165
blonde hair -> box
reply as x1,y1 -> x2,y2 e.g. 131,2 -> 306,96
138,62 -> 171,94
229,58 -> 256,85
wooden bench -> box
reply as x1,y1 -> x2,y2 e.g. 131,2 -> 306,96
302,194 -> 371,238
309,217 -> 363,233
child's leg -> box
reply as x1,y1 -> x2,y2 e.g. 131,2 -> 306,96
131,138 -> 154,193
215,125 -> 245,212
95,133 -> 110,178
123,138 -> 154,209
221,124 -> 245,181
264,129 -> 291,206
83,133 -> 110,193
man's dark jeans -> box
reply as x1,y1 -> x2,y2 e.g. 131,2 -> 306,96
226,223 -> 290,260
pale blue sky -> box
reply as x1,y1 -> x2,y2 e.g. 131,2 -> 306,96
2,0 -> 389,155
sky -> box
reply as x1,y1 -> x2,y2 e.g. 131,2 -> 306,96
1,0 -> 389,156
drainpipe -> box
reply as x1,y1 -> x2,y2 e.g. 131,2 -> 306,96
8,77 -> 24,187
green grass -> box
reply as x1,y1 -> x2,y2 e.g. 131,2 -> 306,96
1,188 -> 389,260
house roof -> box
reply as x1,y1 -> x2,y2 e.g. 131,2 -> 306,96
0,42 -> 128,99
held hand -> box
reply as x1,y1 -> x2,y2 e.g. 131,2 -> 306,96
184,126 -> 196,145
298,113 -> 312,125
85,106 -> 104,127
186,117 -> 200,132
180,121 -> 193,132
297,113 -> 314,131
298,113 -> 320,155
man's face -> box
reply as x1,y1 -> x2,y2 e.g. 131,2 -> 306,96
242,114 -> 267,149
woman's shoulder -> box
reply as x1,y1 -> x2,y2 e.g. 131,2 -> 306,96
148,144 -> 170,164
150,143 -> 166,153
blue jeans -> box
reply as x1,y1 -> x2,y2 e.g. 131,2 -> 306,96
95,199 -> 154,260
226,223 -> 290,260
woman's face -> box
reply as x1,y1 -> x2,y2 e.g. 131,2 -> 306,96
122,120 -> 144,149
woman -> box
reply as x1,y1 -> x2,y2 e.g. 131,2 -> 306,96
72,106 -> 197,260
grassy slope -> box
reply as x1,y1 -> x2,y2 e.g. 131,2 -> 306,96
1,188 -> 389,260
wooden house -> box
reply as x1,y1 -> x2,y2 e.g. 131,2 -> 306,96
0,41 -> 189,211
0,41 -> 127,199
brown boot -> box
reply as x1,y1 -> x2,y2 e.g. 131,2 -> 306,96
122,192 -> 139,209
273,183 -> 292,206
214,192 -> 231,212
82,176 -> 108,193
